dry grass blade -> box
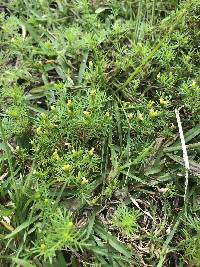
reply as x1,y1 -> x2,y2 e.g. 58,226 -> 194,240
175,108 -> 190,202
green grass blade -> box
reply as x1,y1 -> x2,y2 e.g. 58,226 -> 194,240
94,222 -> 132,258
157,214 -> 182,267
4,216 -> 38,239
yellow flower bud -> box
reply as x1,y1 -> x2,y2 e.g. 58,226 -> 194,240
91,197 -> 98,205
67,99 -> 73,106
90,89 -> 96,96
83,111 -> 91,118
68,221 -> 73,227
136,111 -> 144,121
159,97 -> 168,106
62,164 -> 71,172
147,100 -> 154,109
127,113 -> 133,120
81,177 -> 88,185
191,80 -> 196,88
40,244 -> 46,252
36,127 -> 42,134
40,244 -> 46,253
105,111 -> 110,117
89,61 -> 93,69
40,244 -> 46,249
170,123 -> 176,129
52,149 -> 60,160
88,147 -> 95,156
149,109 -> 158,117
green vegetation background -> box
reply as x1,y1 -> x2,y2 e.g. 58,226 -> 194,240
0,0 -> 200,266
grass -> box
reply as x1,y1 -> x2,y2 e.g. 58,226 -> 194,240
0,0 -> 200,266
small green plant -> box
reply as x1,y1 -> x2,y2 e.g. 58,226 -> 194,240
0,0 -> 200,266
33,208 -> 85,262
181,217 -> 200,266
112,204 -> 141,237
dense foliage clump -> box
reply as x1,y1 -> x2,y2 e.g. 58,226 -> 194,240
0,0 -> 200,266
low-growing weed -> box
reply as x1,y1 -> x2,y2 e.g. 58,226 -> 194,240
112,204 -> 141,237
0,0 -> 200,266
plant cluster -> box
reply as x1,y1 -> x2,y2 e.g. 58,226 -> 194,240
0,0 -> 200,266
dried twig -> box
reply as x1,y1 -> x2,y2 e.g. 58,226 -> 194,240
130,196 -> 154,221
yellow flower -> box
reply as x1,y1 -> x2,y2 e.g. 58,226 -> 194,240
91,197 -> 98,205
36,127 -> 42,134
149,109 -> 158,117
159,97 -> 169,106
157,72 -> 161,79
191,80 -> 196,88
136,111 -> 144,121
105,111 -> 110,117
90,89 -> 96,96
147,100 -> 154,109
81,177 -> 88,185
83,111 -> 91,118
52,149 -> 60,160
88,147 -> 95,156
89,60 -> 93,69
40,244 -> 46,253
62,164 -> 71,172
68,221 -> 74,228
67,99 -> 73,106
127,113 -> 133,120
170,123 -> 176,129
